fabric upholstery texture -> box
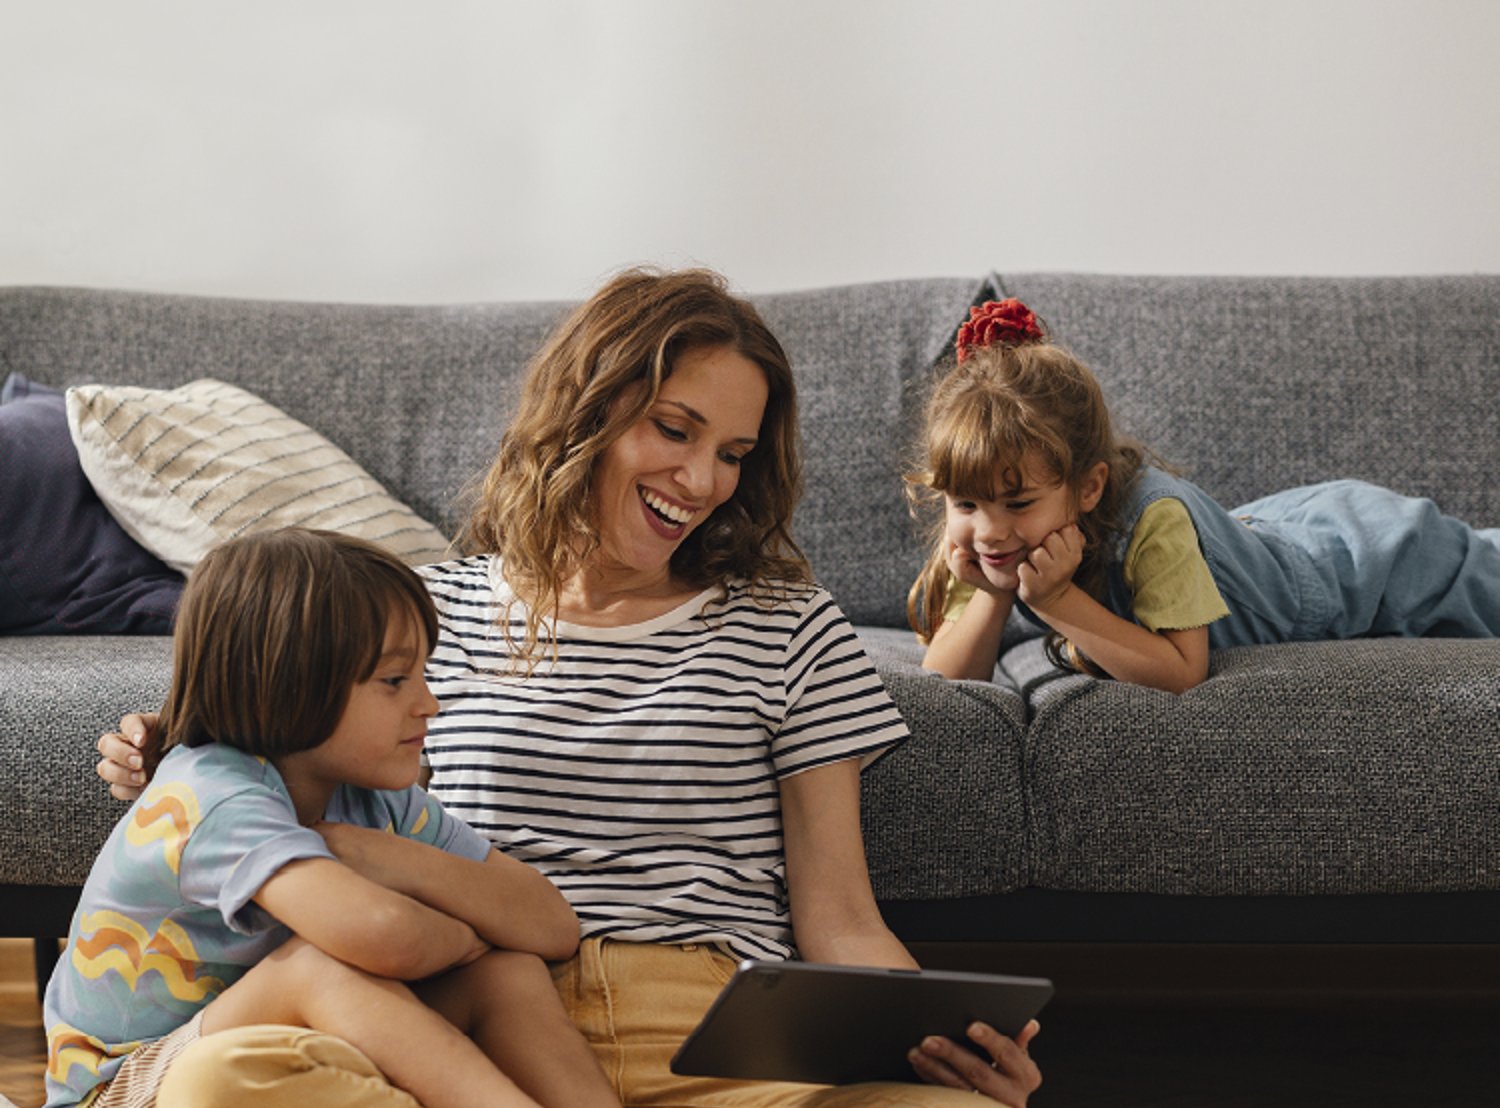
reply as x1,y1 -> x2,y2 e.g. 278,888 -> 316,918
994,273 -> 1500,524
67,378 -> 451,573
755,278 -> 989,627
1007,636 -> 1500,895
0,373 -> 182,635
0,635 -> 172,884
857,626 -> 1028,899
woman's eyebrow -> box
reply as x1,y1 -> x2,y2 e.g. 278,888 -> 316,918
659,400 -> 758,445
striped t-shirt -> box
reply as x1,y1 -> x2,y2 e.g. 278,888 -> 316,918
416,556 -> 909,961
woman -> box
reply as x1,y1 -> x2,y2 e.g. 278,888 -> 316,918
97,268 -> 1042,1107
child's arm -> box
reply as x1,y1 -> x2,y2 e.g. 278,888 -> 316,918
922,588 -> 1013,680
1021,525 -> 1210,693
315,822 -> 579,961
253,857 -> 489,981
921,539 -> 1017,680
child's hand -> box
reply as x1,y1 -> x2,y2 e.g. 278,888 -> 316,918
945,537 -> 1020,597
1017,524 -> 1085,611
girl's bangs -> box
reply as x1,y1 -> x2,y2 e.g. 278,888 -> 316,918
928,402 -> 1032,500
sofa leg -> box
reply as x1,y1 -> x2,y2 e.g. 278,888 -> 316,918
34,937 -> 61,1004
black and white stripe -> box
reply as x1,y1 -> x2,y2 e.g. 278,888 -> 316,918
417,556 -> 908,961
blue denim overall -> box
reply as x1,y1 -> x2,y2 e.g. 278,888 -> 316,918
1104,466 -> 1500,649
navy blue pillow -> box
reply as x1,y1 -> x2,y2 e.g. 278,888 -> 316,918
0,372 -> 183,634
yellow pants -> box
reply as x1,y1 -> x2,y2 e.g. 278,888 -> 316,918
156,940 -> 987,1107
552,939 -> 990,1107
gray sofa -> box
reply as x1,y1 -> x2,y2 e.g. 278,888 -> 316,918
4,274 -> 1499,990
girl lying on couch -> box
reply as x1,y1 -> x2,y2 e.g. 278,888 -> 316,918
909,298 -> 1500,693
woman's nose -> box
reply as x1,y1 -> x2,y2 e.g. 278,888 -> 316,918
677,447 -> 716,498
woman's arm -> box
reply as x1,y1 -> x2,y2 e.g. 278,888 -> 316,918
780,759 -> 1043,1104
779,758 -> 916,968
254,857 -> 487,981
316,823 -> 579,961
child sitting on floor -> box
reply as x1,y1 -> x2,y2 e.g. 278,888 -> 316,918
44,527 -> 618,1108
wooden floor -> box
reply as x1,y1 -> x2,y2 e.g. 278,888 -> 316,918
5,937 -> 1499,1106
0,940 -> 47,1108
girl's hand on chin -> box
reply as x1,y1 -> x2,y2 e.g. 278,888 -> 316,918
1016,525 -> 1084,610
946,540 -> 1018,597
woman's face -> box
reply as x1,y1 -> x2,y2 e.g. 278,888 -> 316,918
590,343 -> 769,583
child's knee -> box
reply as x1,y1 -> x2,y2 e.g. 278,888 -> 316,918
159,1024 -> 420,1107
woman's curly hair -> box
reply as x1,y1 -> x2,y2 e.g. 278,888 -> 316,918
458,267 -> 809,672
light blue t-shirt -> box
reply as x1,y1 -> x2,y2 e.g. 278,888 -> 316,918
43,742 -> 491,1107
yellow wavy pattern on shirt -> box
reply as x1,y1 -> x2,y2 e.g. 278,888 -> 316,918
70,911 -> 225,1003
125,782 -> 202,874
46,1021 -> 137,1086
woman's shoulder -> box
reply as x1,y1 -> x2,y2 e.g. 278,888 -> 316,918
415,554 -> 506,610
414,553 -> 494,586
717,576 -> 831,611
705,578 -> 851,636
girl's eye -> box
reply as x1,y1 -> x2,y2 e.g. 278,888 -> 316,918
951,499 -> 976,512
381,676 -> 407,689
1006,500 -> 1035,512
718,450 -> 746,466
653,420 -> 688,442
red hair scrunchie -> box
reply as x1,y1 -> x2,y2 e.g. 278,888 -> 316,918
955,298 -> 1044,363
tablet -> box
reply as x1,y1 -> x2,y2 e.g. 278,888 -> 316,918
669,960 -> 1053,1086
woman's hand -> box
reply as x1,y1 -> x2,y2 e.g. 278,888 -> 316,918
96,712 -> 159,801
908,1019 -> 1042,1104
1016,524 -> 1085,612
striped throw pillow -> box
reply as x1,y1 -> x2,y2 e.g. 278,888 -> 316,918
66,378 -> 450,574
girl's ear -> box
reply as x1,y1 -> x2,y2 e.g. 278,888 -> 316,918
1078,461 -> 1109,513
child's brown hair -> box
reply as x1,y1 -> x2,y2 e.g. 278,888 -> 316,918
906,330 -> 1150,671
146,528 -> 438,773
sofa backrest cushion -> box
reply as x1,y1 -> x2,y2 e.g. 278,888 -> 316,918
0,279 -> 987,629
0,288 -> 573,539
4,274 -> 1494,633
997,273 -> 1500,526
756,277 -> 987,626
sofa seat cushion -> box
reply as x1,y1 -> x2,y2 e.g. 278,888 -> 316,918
1007,636 -> 1500,895
856,626 -> 1028,899
0,635 -> 174,886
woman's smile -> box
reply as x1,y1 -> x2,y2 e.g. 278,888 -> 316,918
639,485 -> 698,536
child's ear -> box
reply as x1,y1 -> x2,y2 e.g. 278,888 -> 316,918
1078,462 -> 1109,513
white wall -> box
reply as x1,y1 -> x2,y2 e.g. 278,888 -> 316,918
3,0 -> 1497,302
